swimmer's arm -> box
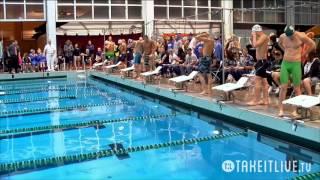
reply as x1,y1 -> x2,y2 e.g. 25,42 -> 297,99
252,33 -> 268,48
300,34 -> 316,57
195,36 -> 210,42
195,33 -> 209,41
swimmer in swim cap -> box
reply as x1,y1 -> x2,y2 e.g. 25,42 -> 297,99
278,26 -> 316,117
247,24 -> 270,106
284,25 -> 295,37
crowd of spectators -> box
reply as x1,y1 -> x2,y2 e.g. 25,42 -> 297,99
0,30 -> 318,98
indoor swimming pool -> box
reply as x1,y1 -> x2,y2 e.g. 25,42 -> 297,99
0,75 -> 319,179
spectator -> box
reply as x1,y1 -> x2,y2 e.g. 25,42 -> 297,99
22,52 -> 32,73
167,36 -> 175,51
95,47 -> 103,64
29,49 -> 38,72
7,40 -> 20,73
37,48 -> 46,72
302,51 -> 320,95
86,40 -> 95,63
44,39 -> 56,72
81,49 -> 92,68
181,48 -> 198,75
64,40 -> 74,70
73,43 -> 81,70
268,50 -> 283,94
214,36 -> 223,62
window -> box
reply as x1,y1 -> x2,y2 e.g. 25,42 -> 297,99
169,7 -> 182,18
111,0 -> 125,4
276,12 -> 285,23
265,0 -> 274,8
111,6 -> 125,19
211,9 -> 221,20
169,0 -> 181,6
243,0 -> 252,8
197,0 -> 208,7
58,6 -> 74,20
5,0 -> 24,2
184,0 -> 195,6
211,0 -> 221,7
233,9 -> 242,22
243,10 -> 253,22
26,0 -> 44,2
76,6 -> 92,19
155,1 -> 166,5
154,7 -> 167,19
311,13 -> 320,24
0,4 -> 3,19
76,0 -> 92,4
6,4 -> 24,19
26,5 -> 44,19
128,6 -> 141,19
184,8 -> 195,19
255,0 -> 264,8
198,8 -> 209,20
275,0 -> 285,8
128,0 -> 141,4
255,11 -> 264,22
94,6 -> 109,19
233,0 -> 241,8
57,0 -> 74,3
94,0 -> 108,3
265,11 -> 275,23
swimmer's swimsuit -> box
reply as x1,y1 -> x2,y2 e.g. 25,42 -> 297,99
280,60 -> 302,86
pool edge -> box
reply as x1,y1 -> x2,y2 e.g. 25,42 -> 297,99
0,72 -> 68,82
89,71 -> 320,151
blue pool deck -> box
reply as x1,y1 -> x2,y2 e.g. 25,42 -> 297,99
0,71 -> 319,150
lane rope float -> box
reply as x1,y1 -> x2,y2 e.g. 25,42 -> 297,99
0,100 -> 131,118
0,82 -> 92,91
0,92 -> 117,104
0,77 -> 67,85
0,131 -> 246,175
292,172 -> 320,180
0,113 -> 178,137
0,85 -> 97,96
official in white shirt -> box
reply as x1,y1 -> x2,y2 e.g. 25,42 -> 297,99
44,39 -> 56,71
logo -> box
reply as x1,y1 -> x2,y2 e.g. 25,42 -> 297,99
222,160 -> 235,173
221,160 -> 312,173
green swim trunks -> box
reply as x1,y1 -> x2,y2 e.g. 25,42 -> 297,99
105,51 -> 115,60
280,60 -> 302,86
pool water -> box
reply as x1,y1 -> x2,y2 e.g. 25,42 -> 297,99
0,76 -> 319,180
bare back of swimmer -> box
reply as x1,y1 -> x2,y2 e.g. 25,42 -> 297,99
142,35 -> 156,71
133,37 -> 144,78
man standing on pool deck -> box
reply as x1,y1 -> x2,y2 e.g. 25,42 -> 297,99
105,36 -> 115,64
134,37 -> 144,79
247,25 -> 270,106
44,39 -> 56,71
195,32 -> 214,95
278,25 -> 315,117
142,35 -> 156,71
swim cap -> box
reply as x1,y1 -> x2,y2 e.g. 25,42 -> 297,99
284,25 -> 295,37
252,24 -> 262,32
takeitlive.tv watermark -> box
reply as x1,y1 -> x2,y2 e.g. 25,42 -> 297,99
222,160 -> 312,173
